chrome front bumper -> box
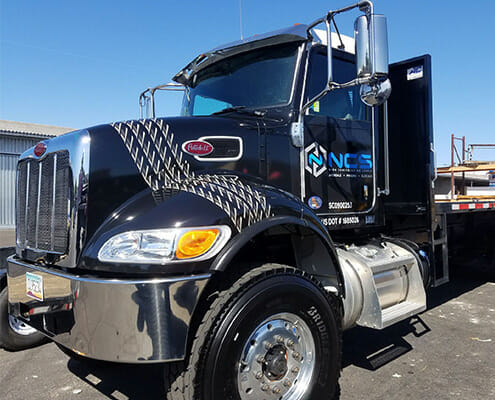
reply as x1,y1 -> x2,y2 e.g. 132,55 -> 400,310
7,256 -> 210,363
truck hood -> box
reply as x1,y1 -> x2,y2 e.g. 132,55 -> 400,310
85,116 -> 264,240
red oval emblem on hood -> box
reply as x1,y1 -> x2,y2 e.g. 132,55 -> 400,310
182,140 -> 214,156
34,142 -> 47,157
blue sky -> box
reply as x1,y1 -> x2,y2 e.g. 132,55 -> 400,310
1,0 -> 494,165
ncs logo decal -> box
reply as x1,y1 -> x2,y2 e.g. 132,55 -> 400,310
305,142 -> 373,178
182,140 -> 214,156
407,65 -> 423,81
305,142 -> 327,177
329,152 -> 372,170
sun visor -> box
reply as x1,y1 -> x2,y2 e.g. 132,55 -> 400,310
173,24 -> 309,85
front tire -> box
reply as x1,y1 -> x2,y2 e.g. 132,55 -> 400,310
0,285 -> 48,351
166,264 -> 342,400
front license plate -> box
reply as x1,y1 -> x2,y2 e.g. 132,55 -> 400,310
26,272 -> 44,301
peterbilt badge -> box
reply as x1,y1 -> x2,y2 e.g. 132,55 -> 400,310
34,142 -> 47,157
182,140 -> 214,156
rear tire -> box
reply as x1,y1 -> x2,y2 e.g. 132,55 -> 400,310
165,264 -> 342,400
0,285 -> 48,351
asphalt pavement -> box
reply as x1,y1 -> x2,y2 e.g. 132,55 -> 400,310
1,264 -> 494,400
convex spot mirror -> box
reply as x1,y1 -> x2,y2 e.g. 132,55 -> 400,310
355,14 -> 390,106
359,78 -> 391,107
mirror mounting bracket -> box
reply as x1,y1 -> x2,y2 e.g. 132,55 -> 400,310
290,121 -> 304,148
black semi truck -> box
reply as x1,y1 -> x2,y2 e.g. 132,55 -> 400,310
6,2 -> 495,399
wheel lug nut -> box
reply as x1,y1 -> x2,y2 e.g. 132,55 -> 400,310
276,335 -> 284,343
257,355 -> 265,363
255,371 -> 263,380
292,366 -> 300,374
292,351 -> 301,361
272,386 -> 281,394
261,384 -> 270,392
284,379 -> 292,388
287,339 -> 294,348
264,342 -> 273,350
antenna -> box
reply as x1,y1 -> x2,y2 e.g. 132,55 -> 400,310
239,0 -> 244,40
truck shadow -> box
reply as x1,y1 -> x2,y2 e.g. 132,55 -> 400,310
67,358 -> 164,399
342,317 -> 426,370
342,264 -> 493,371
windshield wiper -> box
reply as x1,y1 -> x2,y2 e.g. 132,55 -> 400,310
212,106 -> 266,117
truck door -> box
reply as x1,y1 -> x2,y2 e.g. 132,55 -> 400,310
302,47 -> 374,229
385,55 -> 434,214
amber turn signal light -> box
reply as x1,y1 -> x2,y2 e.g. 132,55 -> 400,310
176,229 -> 220,259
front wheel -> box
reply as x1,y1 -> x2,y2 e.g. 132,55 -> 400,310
166,264 -> 342,400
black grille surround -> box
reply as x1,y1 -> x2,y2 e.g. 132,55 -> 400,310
16,151 -> 71,255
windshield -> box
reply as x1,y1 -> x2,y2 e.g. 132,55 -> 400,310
181,42 -> 301,116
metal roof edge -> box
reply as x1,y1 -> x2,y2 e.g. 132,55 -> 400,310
0,119 -> 74,137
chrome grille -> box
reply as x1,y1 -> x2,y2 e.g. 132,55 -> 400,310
16,151 -> 71,254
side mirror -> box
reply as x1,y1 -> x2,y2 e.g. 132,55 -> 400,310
355,14 -> 389,78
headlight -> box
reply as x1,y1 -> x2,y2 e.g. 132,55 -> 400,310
98,226 -> 231,264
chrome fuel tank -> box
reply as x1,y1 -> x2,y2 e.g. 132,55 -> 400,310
337,241 -> 426,330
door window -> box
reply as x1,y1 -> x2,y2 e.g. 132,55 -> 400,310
306,47 -> 368,122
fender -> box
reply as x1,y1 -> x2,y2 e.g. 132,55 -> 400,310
82,171 -> 345,297
210,183 -> 346,297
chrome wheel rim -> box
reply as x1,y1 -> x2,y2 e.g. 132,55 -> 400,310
8,315 -> 38,336
237,312 -> 316,400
